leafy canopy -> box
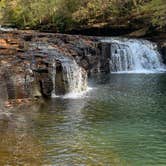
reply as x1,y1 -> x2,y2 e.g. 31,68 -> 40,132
0,0 -> 165,31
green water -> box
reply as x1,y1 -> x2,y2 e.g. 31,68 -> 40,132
0,74 -> 166,165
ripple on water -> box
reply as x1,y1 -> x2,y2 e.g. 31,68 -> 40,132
0,74 -> 166,165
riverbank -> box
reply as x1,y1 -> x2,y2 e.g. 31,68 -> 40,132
0,29 -> 165,107
1,73 -> 166,165
0,30 -> 99,107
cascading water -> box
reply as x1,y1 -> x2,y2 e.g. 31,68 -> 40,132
51,58 -> 56,97
52,56 -> 87,98
101,38 -> 166,73
50,54 -> 87,97
33,43 -> 88,97
61,58 -> 87,94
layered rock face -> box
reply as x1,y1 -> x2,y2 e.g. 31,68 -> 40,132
161,44 -> 166,64
0,30 -> 101,103
0,33 -> 41,103
145,33 -> 166,65
0,30 -> 165,105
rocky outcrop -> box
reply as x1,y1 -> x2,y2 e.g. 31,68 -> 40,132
158,41 -> 166,65
145,33 -> 166,65
0,29 -> 165,106
98,42 -> 111,73
160,44 -> 166,64
0,30 -> 103,104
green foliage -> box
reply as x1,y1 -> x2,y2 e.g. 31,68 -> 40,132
53,0 -> 80,31
0,0 -> 58,28
140,0 -> 166,29
0,0 -> 6,21
72,0 -> 112,23
0,0 -> 165,31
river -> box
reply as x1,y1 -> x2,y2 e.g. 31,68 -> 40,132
0,73 -> 166,165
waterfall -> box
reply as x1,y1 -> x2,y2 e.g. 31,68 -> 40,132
31,43 -> 88,97
51,58 -> 56,97
101,38 -> 166,73
61,58 -> 87,94
50,54 -> 87,97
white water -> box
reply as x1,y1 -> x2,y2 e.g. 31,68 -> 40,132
51,56 -> 88,98
51,58 -> 57,98
31,43 -> 88,98
62,87 -> 92,99
61,58 -> 87,94
101,38 -> 166,73
0,25 -> 16,31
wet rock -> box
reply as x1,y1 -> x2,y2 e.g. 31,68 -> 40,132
0,30 -> 101,103
160,43 -> 166,64
98,42 -> 111,73
39,77 -> 53,97
55,66 -> 66,95
128,27 -> 149,37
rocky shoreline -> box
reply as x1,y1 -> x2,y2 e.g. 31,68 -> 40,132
0,30 -> 100,109
0,29 -> 165,109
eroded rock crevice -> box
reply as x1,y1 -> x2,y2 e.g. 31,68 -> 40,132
0,30 -> 101,105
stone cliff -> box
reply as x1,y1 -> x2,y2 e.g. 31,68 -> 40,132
0,30 -> 165,108
0,30 -> 101,107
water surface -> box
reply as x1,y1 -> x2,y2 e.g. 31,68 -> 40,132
0,74 -> 166,165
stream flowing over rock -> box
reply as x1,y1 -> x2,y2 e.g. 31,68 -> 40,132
0,30 -> 166,104
100,38 -> 166,73
0,30 -> 97,103
32,43 -> 87,96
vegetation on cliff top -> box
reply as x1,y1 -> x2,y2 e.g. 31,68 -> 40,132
0,0 -> 165,33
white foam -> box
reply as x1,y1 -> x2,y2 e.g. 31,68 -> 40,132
63,87 -> 93,99
111,69 -> 166,74
101,37 -> 166,73
0,25 -> 17,32
52,87 -> 93,99
51,94 -> 59,98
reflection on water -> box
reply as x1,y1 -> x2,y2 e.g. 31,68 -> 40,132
0,132 -> 44,165
0,105 -> 46,165
0,74 -> 166,165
